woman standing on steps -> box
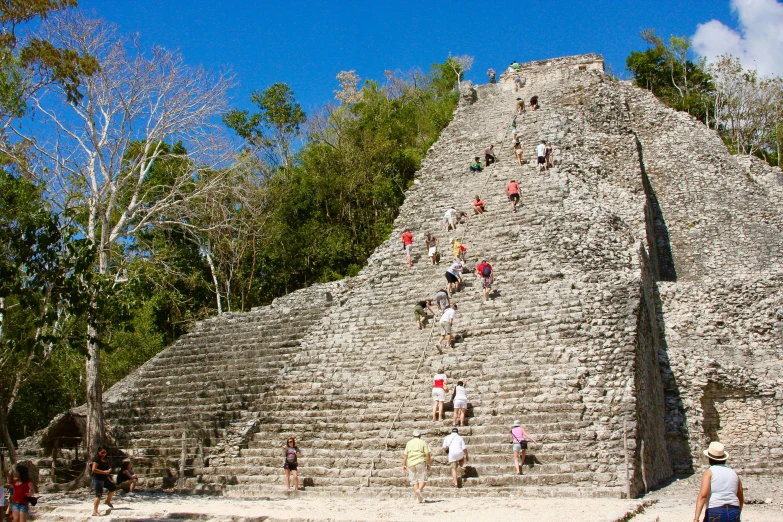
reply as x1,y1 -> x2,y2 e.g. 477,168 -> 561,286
510,420 -> 536,475
283,437 -> 302,491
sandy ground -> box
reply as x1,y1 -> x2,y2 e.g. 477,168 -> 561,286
32,475 -> 783,521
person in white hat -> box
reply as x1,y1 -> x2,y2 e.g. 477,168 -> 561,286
510,420 -> 536,475
402,429 -> 431,503
693,441 -> 743,522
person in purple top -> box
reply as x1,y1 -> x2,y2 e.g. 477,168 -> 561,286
510,420 -> 537,475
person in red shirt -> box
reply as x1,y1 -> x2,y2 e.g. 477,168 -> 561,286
10,465 -> 35,522
506,179 -> 520,213
472,195 -> 485,215
401,228 -> 414,268
476,259 -> 494,301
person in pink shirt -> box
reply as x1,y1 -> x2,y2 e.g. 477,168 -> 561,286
510,420 -> 537,475
401,228 -> 414,268
506,179 -> 520,213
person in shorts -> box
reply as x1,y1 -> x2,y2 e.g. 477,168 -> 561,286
473,195 -> 485,215
452,381 -> 468,427
486,68 -> 496,84
434,289 -> 450,313
442,428 -> 468,487
401,228 -> 414,268
283,437 -> 302,491
445,262 -> 462,295
511,420 -> 537,475
432,370 -> 448,420
402,429 -> 431,503
91,446 -> 116,516
443,207 -> 459,231
438,304 -> 457,350
476,259 -> 494,301
514,74 -> 524,92
116,459 -> 138,494
515,98 -> 525,115
545,141 -> 554,169
423,232 -> 439,265
514,139 -> 523,166
10,465 -> 34,522
506,179 -> 520,213
414,299 -> 435,329
536,141 -> 547,172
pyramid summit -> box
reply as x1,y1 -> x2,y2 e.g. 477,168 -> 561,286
24,54 -> 783,499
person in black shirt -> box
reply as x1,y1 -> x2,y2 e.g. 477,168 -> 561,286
414,300 -> 435,329
91,446 -> 116,516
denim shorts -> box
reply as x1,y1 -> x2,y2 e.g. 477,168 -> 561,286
704,505 -> 741,522
11,502 -> 29,514
93,477 -> 117,497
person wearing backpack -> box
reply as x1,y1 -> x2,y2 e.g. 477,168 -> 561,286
476,259 -> 494,301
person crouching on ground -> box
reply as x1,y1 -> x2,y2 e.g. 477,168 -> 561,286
283,437 -> 302,491
694,442 -> 743,522
402,429 -> 431,503
469,157 -> 482,172
91,446 -> 116,516
511,420 -> 536,475
414,299 -> 435,329
116,459 -> 138,495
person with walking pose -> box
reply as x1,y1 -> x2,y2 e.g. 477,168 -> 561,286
91,446 -> 116,516
452,381 -> 468,427
506,179 -> 521,213
283,437 -> 302,491
432,370 -> 449,421
9,465 -> 34,522
694,442 -> 743,522
510,420 -> 536,475
402,429 -> 431,503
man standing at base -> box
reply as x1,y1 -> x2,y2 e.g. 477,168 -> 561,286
403,429 -> 431,503
442,427 -> 468,487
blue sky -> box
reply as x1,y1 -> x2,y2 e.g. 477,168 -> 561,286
77,0 -> 737,114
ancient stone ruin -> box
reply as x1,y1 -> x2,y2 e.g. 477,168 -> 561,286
22,54 -> 783,498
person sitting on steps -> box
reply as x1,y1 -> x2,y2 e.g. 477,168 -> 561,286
506,179 -> 521,213
473,195 -> 485,215
469,157 -> 482,172
116,459 -> 138,494
484,145 -> 496,167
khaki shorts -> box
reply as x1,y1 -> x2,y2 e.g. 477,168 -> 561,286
408,462 -> 428,485
439,321 -> 452,335
449,458 -> 465,470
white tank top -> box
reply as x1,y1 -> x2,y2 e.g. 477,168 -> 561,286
708,465 -> 739,509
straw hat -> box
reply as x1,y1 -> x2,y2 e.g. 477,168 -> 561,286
703,441 -> 729,461
413,429 -> 422,437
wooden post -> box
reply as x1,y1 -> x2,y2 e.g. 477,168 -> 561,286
623,420 -> 631,499
178,432 -> 186,489
51,438 -> 58,481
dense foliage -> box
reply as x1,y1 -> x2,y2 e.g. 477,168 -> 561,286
0,6 -> 460,444
627,29 -> 783,167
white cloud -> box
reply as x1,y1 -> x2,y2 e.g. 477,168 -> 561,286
692,0 -> 783,77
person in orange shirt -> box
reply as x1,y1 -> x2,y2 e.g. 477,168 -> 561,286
473,195 -> 485,215
506,179 -> 520,213
401,228 -> 414,268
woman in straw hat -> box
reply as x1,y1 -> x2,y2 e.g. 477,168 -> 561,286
693,441 -> 743,521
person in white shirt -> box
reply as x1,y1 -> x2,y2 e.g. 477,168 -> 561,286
431,370 -> 448,421
442,428 -> 468,487
452,381 -> 468,427
443,208 -> 458,231
694,442 -> 743,522
535,140 -> 547,172
439,304 -> 457,349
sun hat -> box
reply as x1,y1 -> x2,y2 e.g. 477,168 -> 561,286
703,441 -> 729,461
512,420 -> 520,427
413,429 -> 421,437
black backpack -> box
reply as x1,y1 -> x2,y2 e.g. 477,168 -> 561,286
481,264 -> 491,277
